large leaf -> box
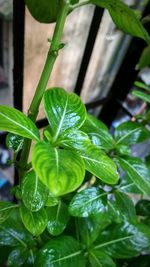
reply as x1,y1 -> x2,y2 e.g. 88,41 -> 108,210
43,88 -> 86,142
25,0 -> 61,23
35,236 -> 85,267
132,90 -> 150,104
20,205 -> 48,236
69,187 -> 107,217
0,106 -> 40,141
81,114 -> 114,150
0,210 -> 34,247
0,201 -> 18,224
114,191 -> 137,223
21,170 -> 48,212
78,144 -> 119,184
46,201 -> 69,236
91,0 -> 150,44
32,141 -> 85,196
118,156 -> 150,196
115,121 -> 150,146
89,250 -> 116,267
93,221 -> 150,258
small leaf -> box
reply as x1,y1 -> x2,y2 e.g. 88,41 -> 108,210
93,221 -> 150,258
81,114 -> 114,150
134,81 -> 150,92
35,236 -> 85,267
78,144 -> 119,184
43,88 -> 86,142
21,170 -> 48,212
136,199 -> 150,217
25,0 -> 61,23
0,105 -> 40,140
32,142 -> 85,196
132,90 -> 150,104
91,0 -> 150,44
0,201 -> 18,223
118,156 -> 150,196
115,121 -> 150,146
89,250 -> 116,267
114,191 -> 137,223
46,201 -> 69,236
6,133 -> 24,152
69,187 -> 107,217
45,192 -> 59,207
20,205 -> 48,236
7,247 -> 29,267
137,45 -> 150,69
0,210 -> 34,247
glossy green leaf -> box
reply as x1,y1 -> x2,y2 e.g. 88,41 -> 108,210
45,192 -> 59,207
78,144 -> 119,184
134,81 -> 150,92
119,174 -> 143,194
25,0 -> 61,23
81,114 -> 114,150
91,0 -> 150,44
114,191 -> 137,223
118,156 -> 150,196
57,128 -> 91,150
0,210 -> 34,247
78,213 -> 110,246
6,133 -> 24,152
69,187 -> 107,217
46,201 -> 69,236
136,199 -> 150,217
93,221 -> 150,258
89,250 -> 116,267
35,236 -> 85,267
20,205 -> 48,236
0,201 -> 18,224
115,121 -> 150,146
132,90 -> 150,104
137,45 -> 150,69
7,247 -> 29,267
0,106 -> 40,141
32,141 -> 85,196
43,88 -> 86,142
21,170 -> 48,212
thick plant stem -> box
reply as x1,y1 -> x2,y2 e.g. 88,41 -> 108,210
19,1 -> 69,174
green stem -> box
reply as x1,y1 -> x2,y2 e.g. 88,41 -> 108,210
19,1 -> 69,174
70,0 -> 91,11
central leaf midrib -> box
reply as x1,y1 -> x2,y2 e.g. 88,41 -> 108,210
94,235 -> 133,250
53,96 -> 68,141
52,250 -> 82,263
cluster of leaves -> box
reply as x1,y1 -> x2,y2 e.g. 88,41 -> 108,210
0,87 -> 150,266
0,0 -> 150,266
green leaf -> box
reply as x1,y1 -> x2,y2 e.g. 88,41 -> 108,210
0,210 -> 34,247
115,121 -> 150,146
91,0 -> 150,44
134,81 -> 150,92
6,133 -> 24,152
20,205 -> 48,236
43,88 -> 86,142
35,236 -> 85,267
69,187 -> 107,217
118,156 -> 150,196
21,170 -> 48,212
45,192 -> 59,207
57,128 -> 91,150
0,106 -> 40,141
132,90 -> 150,104
136,199 -> 150,217
32,141 -> 85,196
93,221 -> 150,258
7,247 -> 29,267
114,191 -> 137,223
78,144 -> 119,184
0,201 -> 18,223
46,201 -> 69,236
118,174 -> 143,194
81,114 -> 114,150
89,250 -> 116,267
137,45 -> 150,69
25,0 -> 61,23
